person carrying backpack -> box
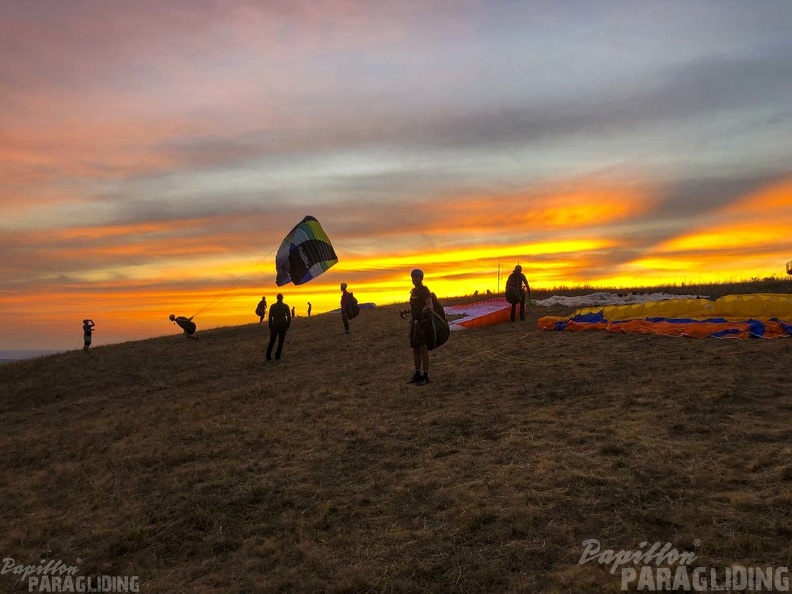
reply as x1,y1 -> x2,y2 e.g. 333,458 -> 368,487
505,264 -> 531,322
266,293 -> 291,361
406,269 -> 434,386
340,282 -> 360,334
255,296 -> 267,322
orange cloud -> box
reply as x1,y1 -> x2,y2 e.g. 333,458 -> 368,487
422,183 -> 654,235
603,177 -> 792,285
719,177 -> 792,217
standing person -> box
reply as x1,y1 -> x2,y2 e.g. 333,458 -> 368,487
407,269 -> 433,386
82,319 -> 95,351
267,293 -> 291,361
291,306 -> 296,318
255,296 -> 267,323
505,264 -> 531,321
340,282 -> 351,334
307,302 -> 312,317
169,314 -> 199,341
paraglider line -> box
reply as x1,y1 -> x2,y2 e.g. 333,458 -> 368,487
190,246 -> 278,319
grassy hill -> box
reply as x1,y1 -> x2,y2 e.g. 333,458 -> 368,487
2,282 -> 791,593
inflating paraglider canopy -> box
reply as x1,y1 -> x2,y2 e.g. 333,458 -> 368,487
275,216 -> 338,286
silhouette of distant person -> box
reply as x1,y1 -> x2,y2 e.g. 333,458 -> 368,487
407,269 -> 433,386
255,296 -> 267,322
291,306 -> 296,318
340,282 -> 352,334
169,314 -> 199,341
267,293 -> 291,361
505,264 -> 531,322
82,319 -> 95,351
307,302 -> 312,317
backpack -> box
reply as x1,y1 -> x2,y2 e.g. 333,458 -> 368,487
345,292 -> 361,319
255,301 -> 266,317
505,285 -> 521,304
425,292 -> 449,350
424,310 -> 450,350
430,292 -> 446,320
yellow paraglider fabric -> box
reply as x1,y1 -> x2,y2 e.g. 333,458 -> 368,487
539,294 -> 792,339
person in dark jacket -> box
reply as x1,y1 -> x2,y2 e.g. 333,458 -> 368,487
307,302 -> 312,317
267,293 -> 291,361
82,319 -> 95,351
340,282 -> 351,334
407,269 -> 433,386
169,314 -> 199,340
255,296 -> 267,322
505,264 -> 531,321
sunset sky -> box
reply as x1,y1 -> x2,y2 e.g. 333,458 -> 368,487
2,1 -> 792,350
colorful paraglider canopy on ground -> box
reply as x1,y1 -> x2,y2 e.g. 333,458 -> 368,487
444,292 -> 707,331
445,298 -> 512,330
538,293 -> 792,339
275,216 -> 338,286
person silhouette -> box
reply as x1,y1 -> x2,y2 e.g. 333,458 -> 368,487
340,283 -> 352,334
82,319 -> 95,351
255,296 -> 267,322
406,269 -> 433,386
505,265 -> 531,321
169,314 -> 199,340
267,294 -> 291,361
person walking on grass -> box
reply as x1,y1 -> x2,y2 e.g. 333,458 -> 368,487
82,319 -> 95,351
340,282 -> 351,334
169,314 -> 199,341
505,264 -> 531,322
266,293 -> 291,361
255,296 -> 267,322
407,269 -> 433,386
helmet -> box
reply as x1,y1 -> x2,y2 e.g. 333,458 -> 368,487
411,268 -> 424,279
169,314 -> 176,321
340,282 -> 347,290
514,265 -> 522,272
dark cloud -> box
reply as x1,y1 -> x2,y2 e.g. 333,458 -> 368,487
133,49 -> 792,184
647,174 -> 780,222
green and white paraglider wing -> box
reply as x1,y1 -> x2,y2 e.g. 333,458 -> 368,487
275,216 -> 338,286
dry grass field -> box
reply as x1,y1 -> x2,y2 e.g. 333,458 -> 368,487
1,281 -> 791,593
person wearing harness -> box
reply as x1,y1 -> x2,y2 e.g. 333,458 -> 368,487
340,282 -> 352,334
505,264 -> 531,321
266,293 -> 291,361
169,314 -> 199,340
407,269 -> 434,386
255,296 -> 267,322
